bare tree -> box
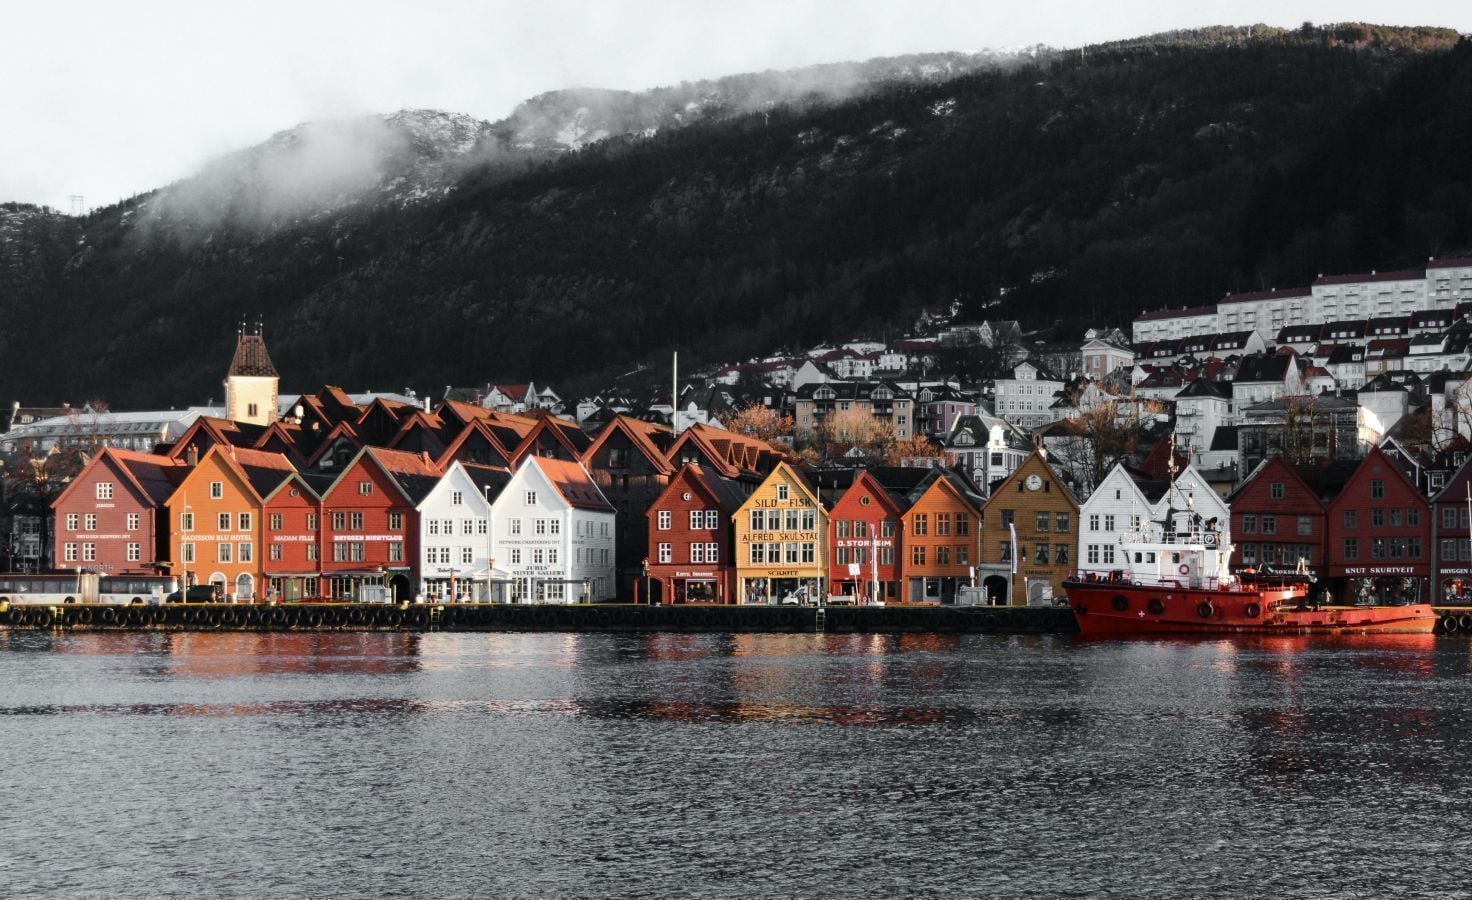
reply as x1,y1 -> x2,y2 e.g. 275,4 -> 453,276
720,402 -> 794,444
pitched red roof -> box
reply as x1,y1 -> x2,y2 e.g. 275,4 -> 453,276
228,331 -> 277,377
530,457 -> 614,512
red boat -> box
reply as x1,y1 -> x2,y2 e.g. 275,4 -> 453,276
1064,474 -> 1437,636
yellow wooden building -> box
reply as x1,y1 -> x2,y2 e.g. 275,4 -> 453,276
732,462 -> 828,604
979,449 -> 1080,605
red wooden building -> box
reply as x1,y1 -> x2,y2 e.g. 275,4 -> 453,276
1431,455 -> 1472,604
645,463 -> 743,603
826,470 -> 904,602
319,447 -> 440,602
262,471 -> 335,602
51,448 -> 186,576
1325,446 -> 1431,604
1227,456 -> 1356,579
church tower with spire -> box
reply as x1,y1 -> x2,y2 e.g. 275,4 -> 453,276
224,322 -> 280,426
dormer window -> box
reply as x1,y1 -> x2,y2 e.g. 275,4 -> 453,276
209,481 -> 223,499
814,387 -> 835,400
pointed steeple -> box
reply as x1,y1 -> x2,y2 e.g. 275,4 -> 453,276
224,321 -> 280,426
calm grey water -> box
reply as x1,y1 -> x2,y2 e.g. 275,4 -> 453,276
3,630 -> 1471,899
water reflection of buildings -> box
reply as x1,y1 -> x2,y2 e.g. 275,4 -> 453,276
52,631 -> 424,679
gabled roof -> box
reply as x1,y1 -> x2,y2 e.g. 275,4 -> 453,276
1234,354 -> 1296,384
526,457 -> 614,513
1175,378 -> 1232,400
581,415 -> 677,476
211,445 -> 297,500
52,448 -> 188,510
654,462 -> 747,517
835,469 -> 907,518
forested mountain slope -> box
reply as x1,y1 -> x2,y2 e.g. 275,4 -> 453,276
2,25 -> 1467,407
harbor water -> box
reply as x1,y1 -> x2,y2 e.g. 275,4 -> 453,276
3,630 -> 1472,898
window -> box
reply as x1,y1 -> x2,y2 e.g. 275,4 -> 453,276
82,543 -> 96,561
350,512 -> 363,531
1407,508 -> 1420,527
306,544 -> 318,562
1104,515 -> 1115,531
1297,516 -> 1312,536
306,514 -> 318,531
84,514 -> 97,531
331,512 -> 346,530
956,513 -> 970,536
270,513 -> 283,530
1055,544 -> 1068,565
452,491 -> 463,506
1345,510 -> 1358,529
999,542 -> 1011,563
1444,508 -> 1457,530
389,542 -> 404,562
1241,514 -> 1257,534
1372,509 -> 1384,528
1270,482 -> 1284,500
510,548 -> 521,565
935,546 -> 951,565
801,510 -> 816,531
181,543 -> 195,564
1001,510 -> 1014,528
1370,479 -> 1385,499
358,481 -> 372,495
218,513 -> 231,531
1036,512 -> 1050,532
659,543 -> 672,563
66,513 -> 79,531
239,512 -> 252,532
1262,516 -> 1277,535
1102,545 -> 1115,565
658,510 -> 672,531
691,543 -> 706,564
1089,514 -> 1100,531
706,542 -> 719,563
1389,509 -> 1402,528
510,519 -> 522,535
64,543 -> 77,562
776,484 -> 789,501
535,519 -> 548,535
122,541 -> 137,562
854,520 -> 868,539
1035,543 -> 1048,564
690,510 -> 703,530
913,514 -> 928,536
881,520 -> 897,538
525,491 -> 537,506
1087,544 -> 1100,564
217,543 -> 233,563
786,543 -> 801,564
95,482 -> 113,500
1241,543 -> 1257,565
270,543 -> 283,561
209,481 -> 223,499
836,520 -> 850,539
388,512 -> 403,531
1055,513 -> 1069,533
238,543 -> 253,563
1371,538 -> 1386,559
704,510 -> 719,529
936,513 -> 952,536
911,545 -> 926,565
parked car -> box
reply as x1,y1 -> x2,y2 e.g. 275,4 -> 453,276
165,585 -> 219,603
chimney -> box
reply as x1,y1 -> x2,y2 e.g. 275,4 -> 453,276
186,446 -> 199,466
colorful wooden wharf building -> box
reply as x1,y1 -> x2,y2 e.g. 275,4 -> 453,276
826,470 -> 904,603
732,462 -> 828,604
978,450 -> 1078,605
645,463 -> 743,603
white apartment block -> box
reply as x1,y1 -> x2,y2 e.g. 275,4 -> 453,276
1132,259 -> 1472,345
992,361 -> 1063,428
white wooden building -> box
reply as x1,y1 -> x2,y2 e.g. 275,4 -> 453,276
490,457 -> 617,603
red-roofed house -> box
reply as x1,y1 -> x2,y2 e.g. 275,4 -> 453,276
51,449 -> 188,577
319,447 -> 442,602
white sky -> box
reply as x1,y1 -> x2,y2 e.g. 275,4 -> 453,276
2,0 -> 1468,212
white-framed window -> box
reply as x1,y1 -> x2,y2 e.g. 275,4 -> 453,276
388,512 -> 403,531
691,543 -> 705,564
704,510 -> 719,529
388,542 -> 404,562
217,543 -> 232,563
82,543 -> 96,561
238,512 -> 252,532
510,519 -> 521,535
270,543 -> 283,561
95,482 -> 114,500
549,520 -> 560,535
428,519 -> 440,535
511,548 -> 522,565
533,548 -> 545,565
127,543 -> 141,562
461,546 -> 474,565
705,542 -> 719,563
66,513 -> 79,531
658,511 -> 672,530
525,491 -> 537,506
462,520 -> 473,535
181,543 -> 195,564
776,484 -> 790,501
535,519 -> 547,535
218,513 -> 232,531
452,491 -> 463,505
209,481 -> 223,499
238,543 -> 253,563
658,542 -> 672,563
84,514 -> 97,531
64,543 -> 77,562
548,548 -> 558,565
358,481 -> 372,495
690,510 -> 703,530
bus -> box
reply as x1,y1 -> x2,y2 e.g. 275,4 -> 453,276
0,573 -> 180,606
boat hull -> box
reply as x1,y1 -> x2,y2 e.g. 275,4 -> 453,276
1064,578 -> 1438,636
